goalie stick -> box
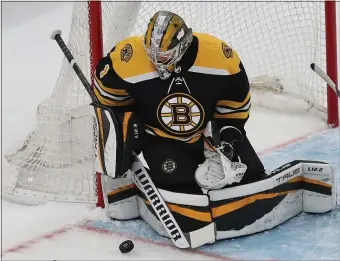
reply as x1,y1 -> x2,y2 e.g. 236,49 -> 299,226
50,30 -> 191,249
130,153 -> 191,248
50,30 -> 123,178
310,63 -> 340,98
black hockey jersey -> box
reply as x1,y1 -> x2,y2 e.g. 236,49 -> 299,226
94,33 -> 251,145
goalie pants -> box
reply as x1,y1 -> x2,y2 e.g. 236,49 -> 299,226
141,134 -> 265,193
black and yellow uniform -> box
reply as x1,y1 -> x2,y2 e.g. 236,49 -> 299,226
94,33 -> 264,192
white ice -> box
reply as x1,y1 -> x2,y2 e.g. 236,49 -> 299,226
1,2 -> 340,260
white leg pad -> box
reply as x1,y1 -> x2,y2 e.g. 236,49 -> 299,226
302,162 -> 334,213
137,188 -> 216,248
103,172 -> 139,220
215,190 -> 303,240
137,196 -> 169,238
208,160 -> 335,240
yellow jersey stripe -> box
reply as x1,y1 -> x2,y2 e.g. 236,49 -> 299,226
145,125 -> 203,143
95,75 -> 129,96
213,111 -> 249,119
123,112 -> 132,142
216,92 -> 251,109
94,88 -> 134,107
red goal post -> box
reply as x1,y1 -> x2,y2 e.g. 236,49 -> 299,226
325,1 -> 338,127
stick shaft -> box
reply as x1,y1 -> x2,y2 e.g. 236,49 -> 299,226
51,30 -> 124,177
52,32 -> 99,103
311,63 -> 340,98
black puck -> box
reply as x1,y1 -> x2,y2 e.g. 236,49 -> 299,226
119,240 -> 134,253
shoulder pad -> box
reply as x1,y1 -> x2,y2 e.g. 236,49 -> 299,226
192,33 -> 241,75
109,36 -> 157,81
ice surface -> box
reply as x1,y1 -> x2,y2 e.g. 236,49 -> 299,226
82,128 -> 340,260
4,129 -> 338,260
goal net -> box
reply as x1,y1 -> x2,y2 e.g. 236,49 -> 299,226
2,1 -> 339,206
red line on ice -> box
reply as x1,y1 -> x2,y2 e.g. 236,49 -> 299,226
2,221 -> 231,260
257,127 -> 328,155
80,224 -> 233,260
2,225 -> 75,255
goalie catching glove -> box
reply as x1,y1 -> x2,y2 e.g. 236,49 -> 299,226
195,122 -> 247,190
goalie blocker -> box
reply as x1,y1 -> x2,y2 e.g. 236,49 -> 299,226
93,104 -> 144,220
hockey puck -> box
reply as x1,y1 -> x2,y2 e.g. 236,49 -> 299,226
119,240 -> 134,253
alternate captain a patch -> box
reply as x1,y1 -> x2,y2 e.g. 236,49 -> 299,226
121,44 -> 133,62
222,42 -> 233,59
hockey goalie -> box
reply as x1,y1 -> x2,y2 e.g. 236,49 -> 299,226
92,11 -> 335,248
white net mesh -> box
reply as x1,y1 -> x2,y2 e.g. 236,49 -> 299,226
3,3 -> 96,204
2,2 -> 337,205
102,2 -> 327,112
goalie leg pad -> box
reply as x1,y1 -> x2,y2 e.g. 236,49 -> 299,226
93,104 -> 144,178
102,172 -> 139,220
301,161 -> 334,213
208,160 -> 334,240
271,160 -> 334,213
137,188 -> 215,248
209,178 -> 303,240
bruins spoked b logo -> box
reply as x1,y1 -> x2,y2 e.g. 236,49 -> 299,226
157,93 -> 204,135
162,159 -> 177,174
222,43 -> 233,59
121,44 -> 133,62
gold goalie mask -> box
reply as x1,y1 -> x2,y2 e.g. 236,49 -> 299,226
144,11 -> 193,80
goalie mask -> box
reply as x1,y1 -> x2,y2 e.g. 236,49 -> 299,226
144,11 -> 193,80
